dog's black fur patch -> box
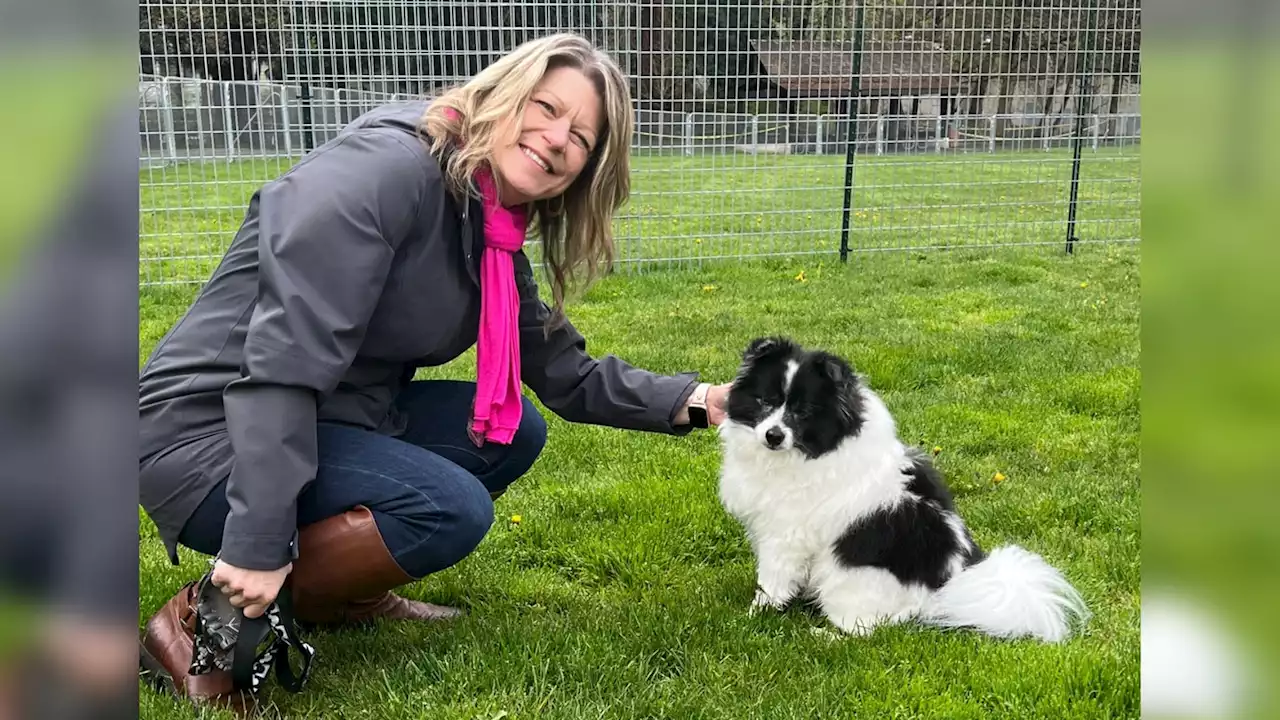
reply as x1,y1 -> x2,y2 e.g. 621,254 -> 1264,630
902,452 -> 986,565
831,498 -> 959,590
831,454 -> 986,589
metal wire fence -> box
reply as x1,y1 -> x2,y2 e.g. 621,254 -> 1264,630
138,0 -> 1140,286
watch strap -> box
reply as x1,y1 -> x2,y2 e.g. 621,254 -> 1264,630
687,383 -> 711,428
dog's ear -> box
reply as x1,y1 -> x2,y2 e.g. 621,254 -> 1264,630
818,353 -> 855,385
742,336 -> 795,364
814,352 -> 864,430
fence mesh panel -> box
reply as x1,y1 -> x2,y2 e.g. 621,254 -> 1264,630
139,0 -> 1140,286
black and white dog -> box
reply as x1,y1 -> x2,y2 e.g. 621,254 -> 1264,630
716,337 -> 1089,642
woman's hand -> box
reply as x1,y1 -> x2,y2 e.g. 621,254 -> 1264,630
706,383 -> 732,426
210,559 -> 292,619
675,382 -> 733,428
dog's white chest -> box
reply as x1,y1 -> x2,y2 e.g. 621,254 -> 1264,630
718,427 -> 908,549
719,441 -> 850,549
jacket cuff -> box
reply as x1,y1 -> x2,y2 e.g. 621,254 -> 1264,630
665,373 -> 702,435
217,522 -> 298,571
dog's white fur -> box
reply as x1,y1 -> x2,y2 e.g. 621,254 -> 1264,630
717,381 -> 1090,642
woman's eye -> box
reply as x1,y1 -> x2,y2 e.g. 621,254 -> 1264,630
536,99 -> 554,113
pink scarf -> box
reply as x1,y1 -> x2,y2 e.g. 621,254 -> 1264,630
467,165 -> 528,447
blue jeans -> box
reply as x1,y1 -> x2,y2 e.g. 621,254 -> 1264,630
178,380 -> 547,578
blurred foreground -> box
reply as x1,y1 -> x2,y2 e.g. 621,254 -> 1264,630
1141,0 -> 1280,717
0,1 -> 140,718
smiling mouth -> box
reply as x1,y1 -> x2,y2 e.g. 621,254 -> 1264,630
520,145 -> 554,175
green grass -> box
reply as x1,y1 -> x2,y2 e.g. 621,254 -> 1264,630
138,243 -> 1140,719
139,147 -> 1139,284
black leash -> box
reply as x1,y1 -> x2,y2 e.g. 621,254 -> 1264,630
190,567 -> 316,695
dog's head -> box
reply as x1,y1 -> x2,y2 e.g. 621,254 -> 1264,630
725,336 -> 865,459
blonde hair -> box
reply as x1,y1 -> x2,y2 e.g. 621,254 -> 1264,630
419,32 -> 633,327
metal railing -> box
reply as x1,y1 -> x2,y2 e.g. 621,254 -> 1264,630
138,0 -> 1141,285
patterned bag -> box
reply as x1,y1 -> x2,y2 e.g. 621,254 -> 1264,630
188,560 -> 316,695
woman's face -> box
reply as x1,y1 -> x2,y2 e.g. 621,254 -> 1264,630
491,66 -> 603,206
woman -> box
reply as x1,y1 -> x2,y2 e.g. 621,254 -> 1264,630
138,33 -> 731,705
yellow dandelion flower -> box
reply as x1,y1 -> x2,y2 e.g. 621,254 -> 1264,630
993,472 -> 1006,484
932,446 -> 942,455
702,285 -> 717,292
510,514 -> 522,524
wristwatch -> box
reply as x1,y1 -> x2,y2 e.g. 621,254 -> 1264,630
687,382 -> 711,428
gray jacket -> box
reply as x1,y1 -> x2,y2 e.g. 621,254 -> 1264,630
139,101 -> 701,570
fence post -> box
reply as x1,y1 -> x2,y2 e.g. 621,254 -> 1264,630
223,82 -> 235,161
684,113 -> 694,156
632,105 -> 640,153
838,1 -> 865,263
875,117 -> 885,156
751,115 -> 759,153
256,84 -> 271,157
194,82 -> 207,159
293,0 -> 315,153
1066,0 -> 1100,254
280,86 -> 293,157
300,82 -> 314,151
989,115 -> 997,153
1091,114 -> 1100,151
160,81 -> 178,165
816,114 -> 825,154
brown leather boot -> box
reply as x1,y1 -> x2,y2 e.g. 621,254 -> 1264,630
289,505 -> 464,626
138,581 -> 255,716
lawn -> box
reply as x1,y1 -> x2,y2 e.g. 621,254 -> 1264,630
139,147 -> 1139,285
138,243 -> 1140,719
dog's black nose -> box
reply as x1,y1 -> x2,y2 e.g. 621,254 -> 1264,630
764,427 -> 784,448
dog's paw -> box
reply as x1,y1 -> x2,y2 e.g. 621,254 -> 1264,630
843,620 -> 878,637
829,614 -> 881,637
809,626 -> 842,641
749,588 -> 788,615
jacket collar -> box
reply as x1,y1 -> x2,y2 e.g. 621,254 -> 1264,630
460,193 -> 483,287
437,140 -> 484,287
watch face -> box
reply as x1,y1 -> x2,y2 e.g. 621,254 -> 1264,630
689,406 -> 709,428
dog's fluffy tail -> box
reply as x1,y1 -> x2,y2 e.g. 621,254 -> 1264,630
918,545 -> 1090,643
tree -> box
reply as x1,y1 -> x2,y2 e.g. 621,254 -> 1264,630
137,0 -> 1139,121
880,0 -> 1139,126
139,0 -> 287,80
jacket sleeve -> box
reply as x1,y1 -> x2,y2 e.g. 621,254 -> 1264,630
513,253 -> 701,434
218,130 -> 432,571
